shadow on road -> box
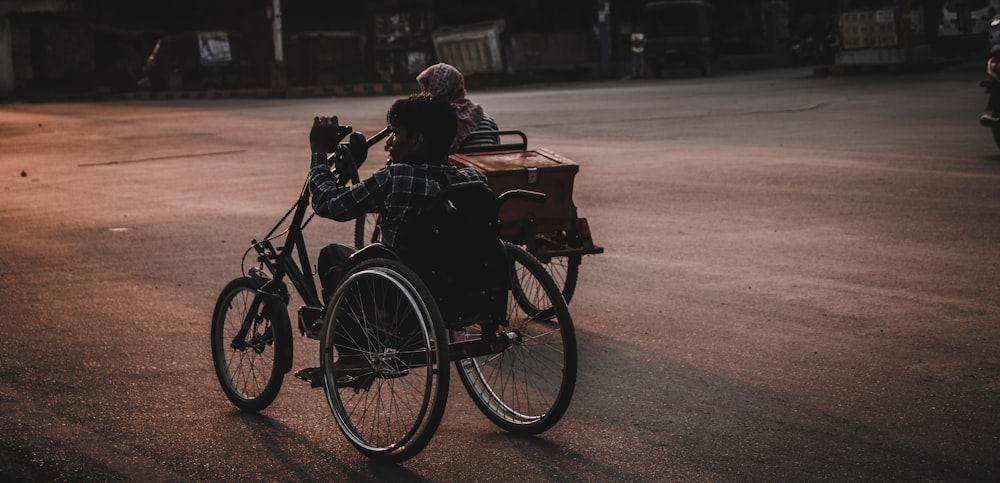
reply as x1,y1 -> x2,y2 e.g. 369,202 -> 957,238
228,411 -> 423,481
570,328 -> 988,481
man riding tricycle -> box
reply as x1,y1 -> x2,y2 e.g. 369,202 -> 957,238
210,93 -> 577,462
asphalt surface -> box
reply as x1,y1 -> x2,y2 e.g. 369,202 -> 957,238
1,60 -> 998,481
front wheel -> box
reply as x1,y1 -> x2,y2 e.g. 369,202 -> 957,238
211,277 -> 291,412
991,124 -> 1000,150
454,243 -> 577,435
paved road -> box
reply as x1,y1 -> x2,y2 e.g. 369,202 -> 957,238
1,61 -> 998,481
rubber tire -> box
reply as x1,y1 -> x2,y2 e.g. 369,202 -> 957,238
542,253 -> 581,305
211,277 -> 291,412
320,259 -> 450,462
454,243 -> 577,435
513,249 -> 579,318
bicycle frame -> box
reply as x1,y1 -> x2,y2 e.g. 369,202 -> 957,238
250,184 -> 320,305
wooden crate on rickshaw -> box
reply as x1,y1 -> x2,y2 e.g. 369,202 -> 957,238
448,131 -> 603,302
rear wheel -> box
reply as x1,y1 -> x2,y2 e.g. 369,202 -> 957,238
526,225 -> 586,305
454,243 -> 577,434
515,237 -> 580,317
537,251 -> 580,305
320,259 -> 449,462
211,277 -> 290,411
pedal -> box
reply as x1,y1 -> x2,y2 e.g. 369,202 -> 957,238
293,367 -> 324,388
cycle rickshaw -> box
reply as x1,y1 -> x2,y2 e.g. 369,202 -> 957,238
356,130 -> 603,303
210,124 -> 577,462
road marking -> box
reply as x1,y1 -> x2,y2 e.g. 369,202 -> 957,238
78,150 -> 245,167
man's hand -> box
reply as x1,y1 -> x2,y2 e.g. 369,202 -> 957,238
310,116 -> 352,154
332,150 -> 357,186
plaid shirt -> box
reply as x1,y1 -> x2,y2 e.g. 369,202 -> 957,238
309,160 -> 487,247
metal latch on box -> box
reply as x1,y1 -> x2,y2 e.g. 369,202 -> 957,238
526,167 -> 537,184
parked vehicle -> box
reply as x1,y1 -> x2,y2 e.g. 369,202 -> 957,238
640,0 -> 716,77
138,30 -> 252,91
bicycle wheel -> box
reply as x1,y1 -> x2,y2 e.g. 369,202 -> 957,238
353,212 -> 381,249
454,243 -> 577,435
511,252 -> 576,320
540,253 -> 580,305
525,230 -> 581,304
211,277 -> 291,412
320,259 -> 450,462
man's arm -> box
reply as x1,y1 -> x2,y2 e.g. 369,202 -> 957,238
307,115 -> 381,221
309,164 -> 387,222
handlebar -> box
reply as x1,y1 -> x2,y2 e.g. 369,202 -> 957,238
366,126 -> 391,148
324,126 -> 391,187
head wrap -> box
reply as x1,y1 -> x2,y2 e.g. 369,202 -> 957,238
416,63 -> 484,149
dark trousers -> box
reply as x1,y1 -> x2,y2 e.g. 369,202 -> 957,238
317,243 -> 363,358
317,243 -> 356,303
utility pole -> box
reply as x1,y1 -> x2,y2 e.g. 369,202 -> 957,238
598,0 -> 611,79
269,0 -> 287,89
901,0 -> 912,65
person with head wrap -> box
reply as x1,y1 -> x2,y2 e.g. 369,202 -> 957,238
416,62 -> 499,151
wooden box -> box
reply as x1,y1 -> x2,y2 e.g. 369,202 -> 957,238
448,148 -> 578,241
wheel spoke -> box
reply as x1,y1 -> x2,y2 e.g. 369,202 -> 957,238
453,244 -> 576,434
321,261 -> 449,462
211,278 -> 286,412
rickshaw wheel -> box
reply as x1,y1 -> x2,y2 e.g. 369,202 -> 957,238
540,253 -> 580,304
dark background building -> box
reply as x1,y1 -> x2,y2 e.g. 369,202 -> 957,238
0,0 -> 969,98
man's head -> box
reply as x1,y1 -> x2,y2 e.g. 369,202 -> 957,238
386,93 -> 457,164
